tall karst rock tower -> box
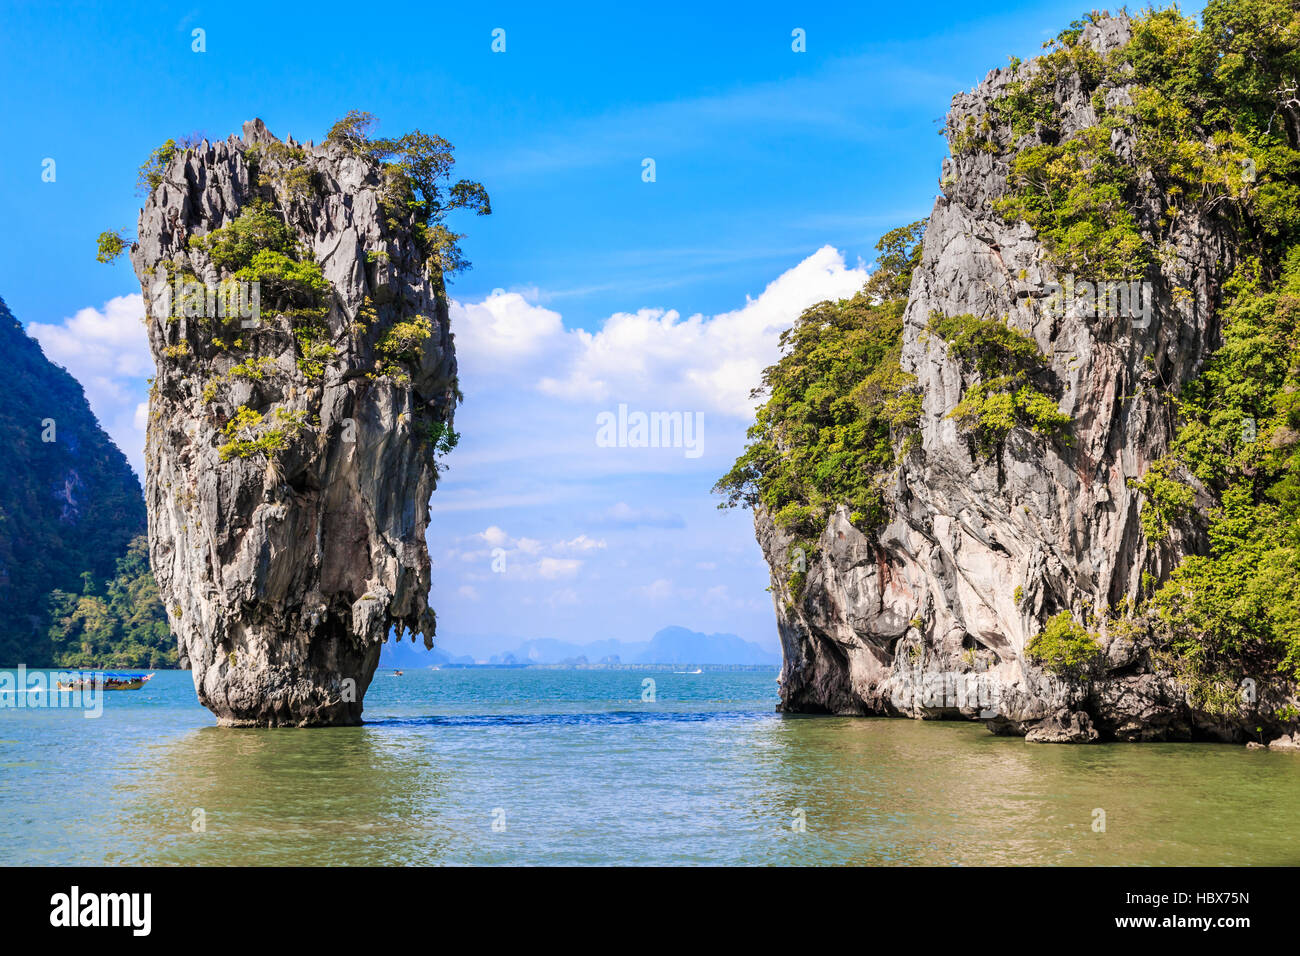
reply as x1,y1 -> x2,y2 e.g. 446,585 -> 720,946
131,119 -> 461,725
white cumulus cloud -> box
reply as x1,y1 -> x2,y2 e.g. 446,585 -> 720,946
27,293 -> 153,475
450,244 -> 868,419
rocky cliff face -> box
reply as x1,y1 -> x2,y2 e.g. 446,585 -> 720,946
131,120 -> 455,726
759,17 -> 1297,743
0,298 -> 146,666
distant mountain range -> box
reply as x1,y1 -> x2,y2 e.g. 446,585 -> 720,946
380,625 -> 780,668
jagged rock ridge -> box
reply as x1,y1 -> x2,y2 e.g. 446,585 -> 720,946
132,119 -> 456,726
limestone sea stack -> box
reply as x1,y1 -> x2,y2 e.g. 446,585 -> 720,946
131,119 -> 456,726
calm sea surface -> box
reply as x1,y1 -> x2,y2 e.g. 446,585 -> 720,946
1,668 -> 1297,865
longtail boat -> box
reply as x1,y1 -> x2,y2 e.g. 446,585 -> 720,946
56,673 -> 154,691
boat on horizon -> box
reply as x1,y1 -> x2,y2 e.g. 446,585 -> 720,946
56,673 -> 154,691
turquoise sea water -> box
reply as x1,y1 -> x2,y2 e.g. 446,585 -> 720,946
1,667 -> 1298,865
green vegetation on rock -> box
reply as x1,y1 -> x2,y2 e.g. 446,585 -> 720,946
218,405 -> 310,462
423,419 -> 461,475
178,199 -> 337,395
929,312 -> 1072,458
714,223 -> 924,539
95,229 -> 130,264
1141,252 -> 1300,681
947,2 -> 1300,688
997,123 -> 1149,277
1027,611 -> 1105,678
136,138 -> 178,194
326,109 -> 491,284
189,201 -> 329,321
373,314 -> 434,383
970,5 -> 1300,277
46,535 -> 175,669
723,2 -> 1300,703
246,140 -> 315,200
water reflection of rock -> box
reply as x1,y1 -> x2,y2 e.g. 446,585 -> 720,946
105,726 -> 450,865
742,717 -> 1049,864
753,717 -> 1300,866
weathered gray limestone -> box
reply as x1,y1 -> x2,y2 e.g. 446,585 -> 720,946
758,18 -> 1298,744
132,120 -> 453,726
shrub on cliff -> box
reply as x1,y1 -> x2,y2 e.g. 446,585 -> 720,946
997,124 -> 1149,278
1027,611 -> 1105,679
136,138 -> 177,194
714,223 -> 924,539
326,109 -> 491,282
928,313 -> 1072,459
188,201 -> 329,319
95,229 -> 129,264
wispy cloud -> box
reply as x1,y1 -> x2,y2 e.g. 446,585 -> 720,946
592,502 -> 686,529
483,54 -> 960,179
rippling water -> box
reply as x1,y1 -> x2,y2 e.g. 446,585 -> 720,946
2,668 -> 1298,865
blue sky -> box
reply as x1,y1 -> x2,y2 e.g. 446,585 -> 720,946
0,1 -> 1204,659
